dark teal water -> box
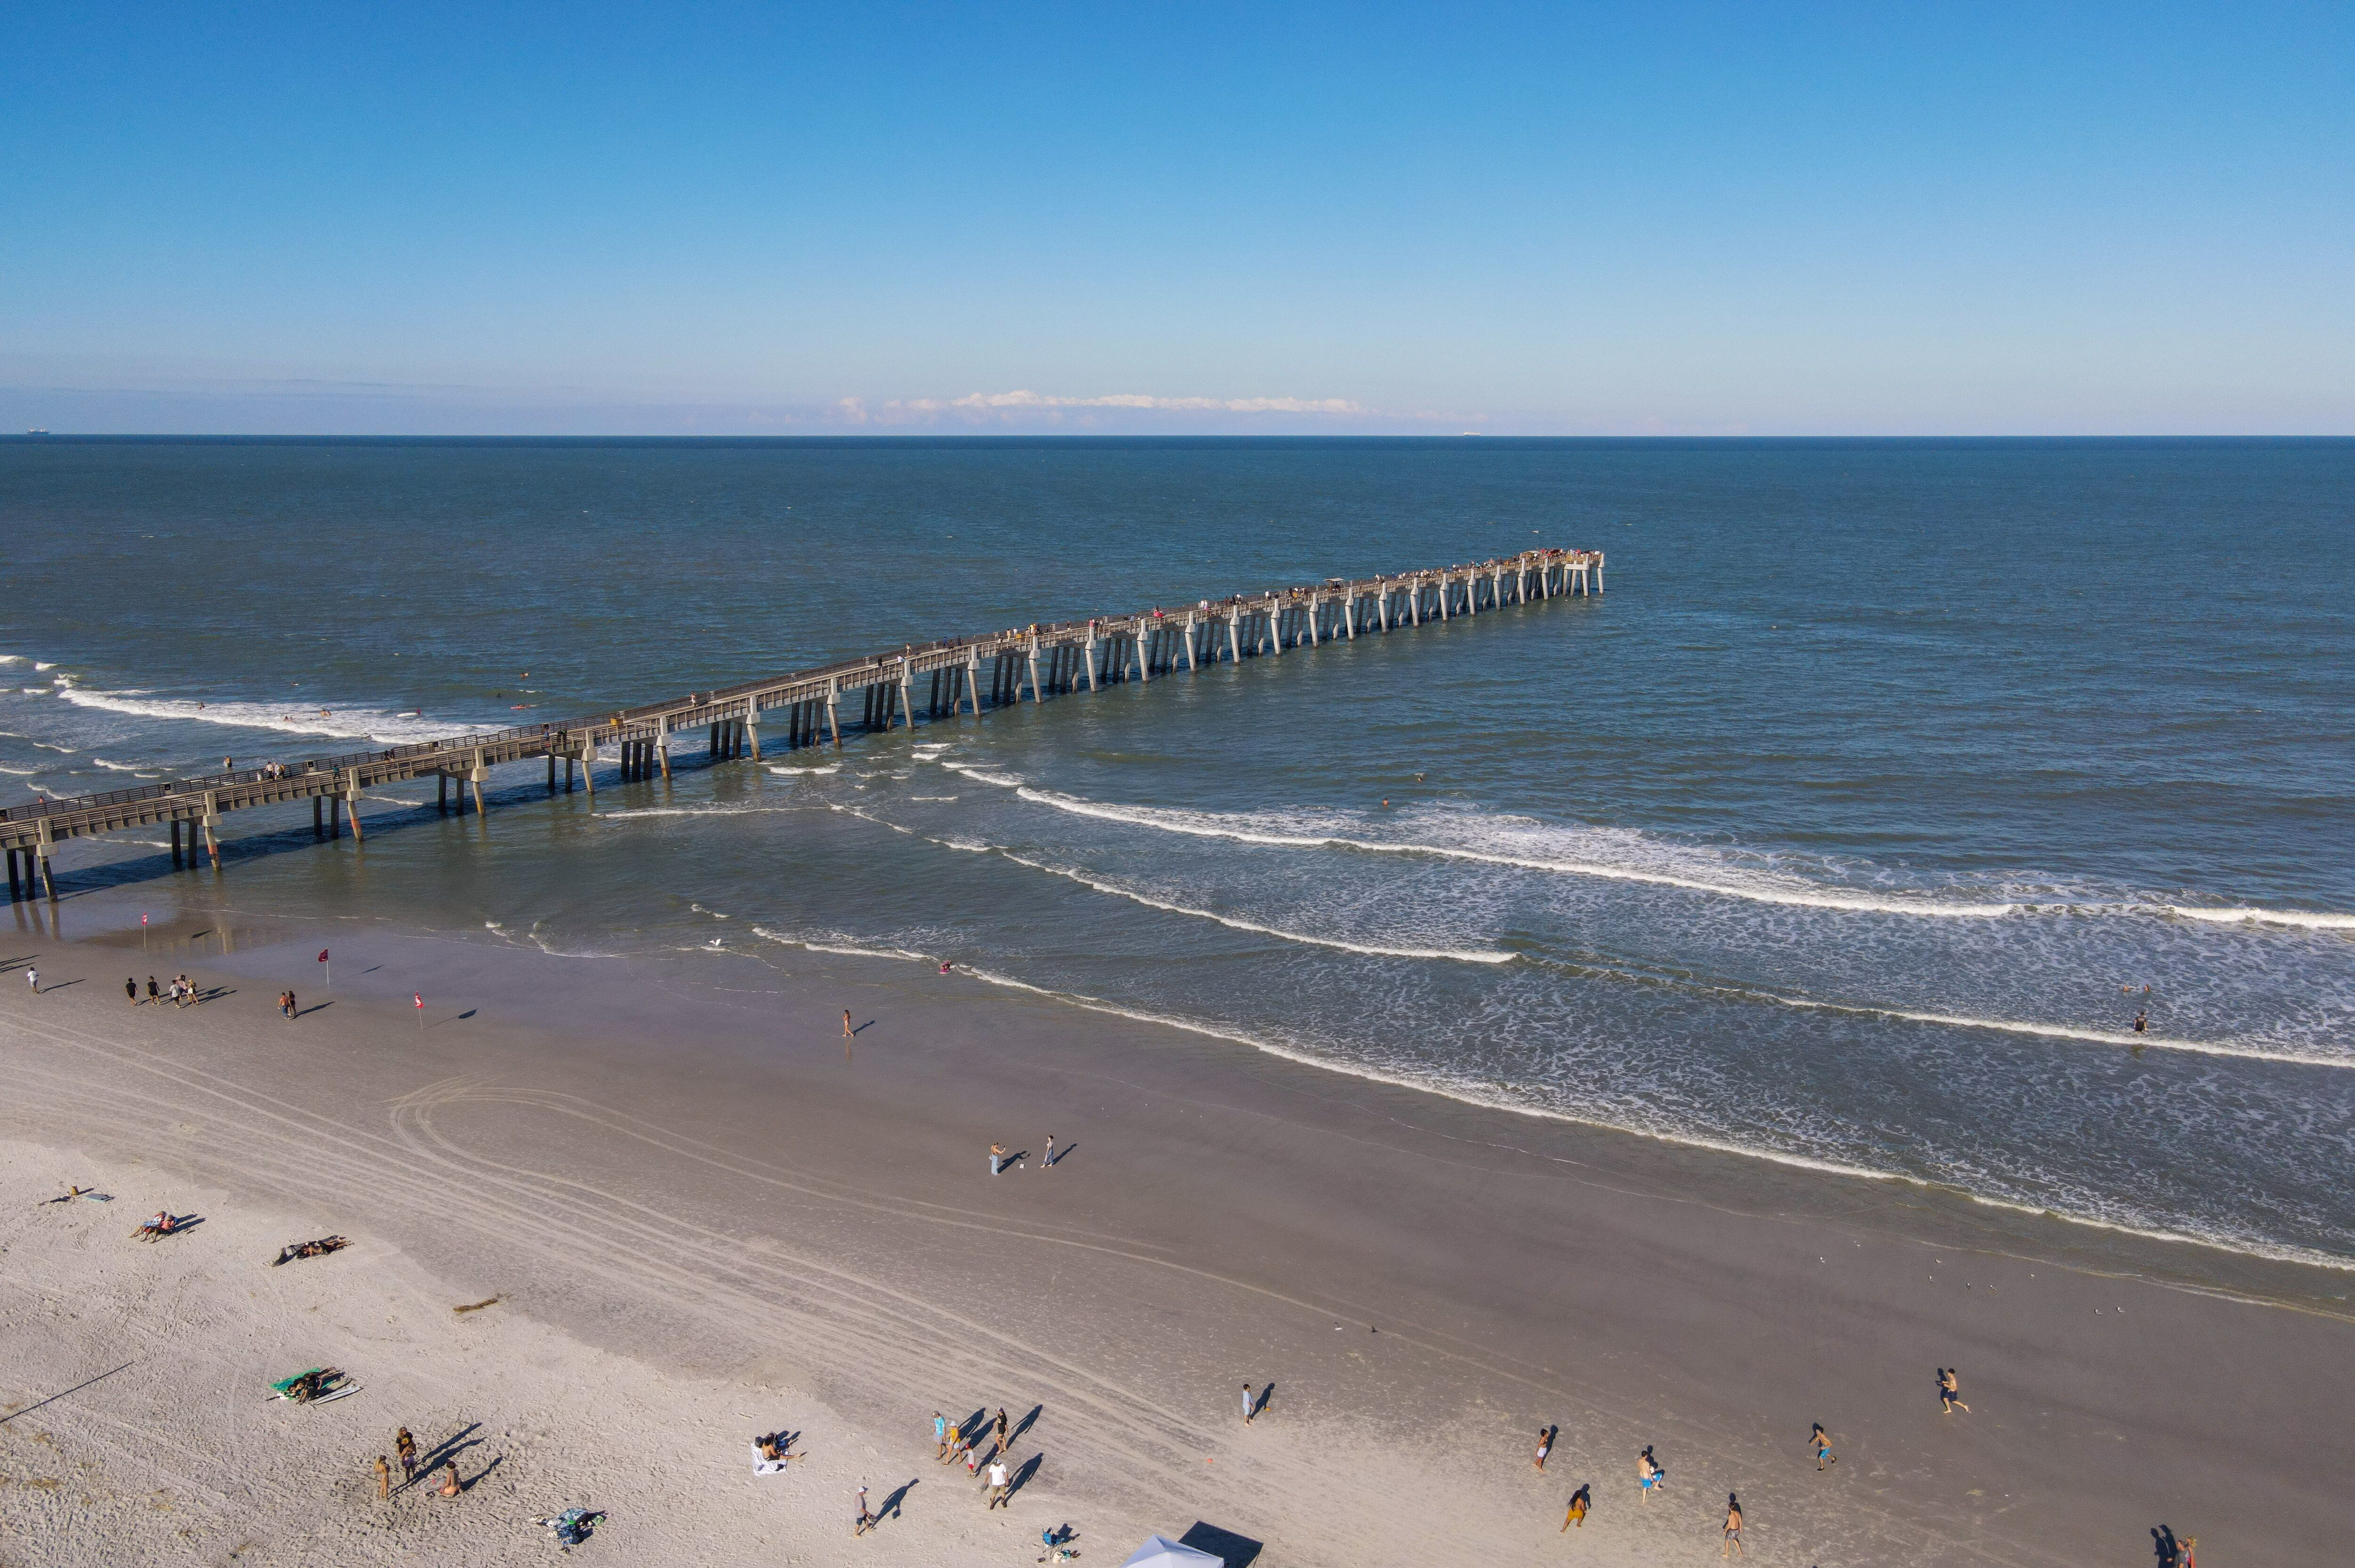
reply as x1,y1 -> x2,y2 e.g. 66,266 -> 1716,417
5,437 -> 2351,1262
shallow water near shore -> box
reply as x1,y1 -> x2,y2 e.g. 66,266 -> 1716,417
6,436 -> 2352,1265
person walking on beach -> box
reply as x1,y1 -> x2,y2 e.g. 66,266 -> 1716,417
992,1406 -> 1010,1454
1638,1445 -> 1663,1499
396,1427 -> 417,1485
1044,1133 -> 1056,1169
1811,1422 -> 1836,1470
1534,1425 -> 1555,1471
146,976 -> 160,1004
374,1455 -> 391,1499
990,1142 -> 1007,1176
843,1009 -> 854,1039
933,1410 -> 949,1460
24,966 -> 36,994
1562,1483 -> 1590,1531
285,988 -> 297,1019
1937,1367 -> 1971,1414
985,1455 -> 1012,1509
126,977 -> 138,1005
1722,1493 -> 1745,1557
854,1484 -> 877,1536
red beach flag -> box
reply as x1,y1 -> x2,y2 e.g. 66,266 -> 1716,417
317,949 -> 329,962
414,993 -> 423,1009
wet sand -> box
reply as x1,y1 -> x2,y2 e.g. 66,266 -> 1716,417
2,916 -> 2348,1566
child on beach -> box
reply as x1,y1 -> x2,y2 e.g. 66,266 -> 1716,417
1938,1367 -> 1971,1413
1811,1422 -> 1836,1468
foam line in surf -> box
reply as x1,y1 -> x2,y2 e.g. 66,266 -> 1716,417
750,927 -> 930,963
939,761 -> 1023,788
1755,992 -> 2352,1070
54,685 -> 502,745
2172,905 -> 2355,932
991,849 -> 1514,964
1013,787 -> 2018,919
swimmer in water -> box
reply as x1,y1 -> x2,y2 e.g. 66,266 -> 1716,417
2134,1010 -> 2148,1033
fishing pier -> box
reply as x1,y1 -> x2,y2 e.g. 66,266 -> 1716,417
2,548 -> 1600,901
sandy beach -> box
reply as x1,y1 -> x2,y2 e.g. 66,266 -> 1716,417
3,912 -> 2349,1567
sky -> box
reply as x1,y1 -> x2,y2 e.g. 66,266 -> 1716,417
2,3 -> 2349,435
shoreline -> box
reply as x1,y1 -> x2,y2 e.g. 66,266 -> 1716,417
762,925 -> 2355,1284
5,906 -> 2354,1563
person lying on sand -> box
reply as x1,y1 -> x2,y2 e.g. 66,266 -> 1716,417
271,1236 -> 349,1266
133,1211 -> 185,1240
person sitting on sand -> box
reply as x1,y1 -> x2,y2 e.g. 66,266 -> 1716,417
438,1461 -> 461,1497
146,1211 -> 178,1237
757,1433 -> 782,1462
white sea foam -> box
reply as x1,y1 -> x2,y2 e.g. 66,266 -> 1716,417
0,765 -> 38,776
55,686 -> 502,745
750,927 -> 930,963
2171,905 -> 2355,932
598,804 -> 805,821
90,758 -> 144,771
1741,990 -> 2355,1071
939,761 -> 1023,788
830,803 -> 916,836
993,849 -> 1514,963
1013,788 -> 2020,918
766,764 -> 840,776
34,662 -> 57,671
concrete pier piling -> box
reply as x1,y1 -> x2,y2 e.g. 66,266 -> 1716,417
0,547 -> 1599,897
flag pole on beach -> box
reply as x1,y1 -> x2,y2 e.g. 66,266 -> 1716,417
318,948 -> 330,989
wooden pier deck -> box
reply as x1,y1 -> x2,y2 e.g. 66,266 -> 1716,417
2,548 -> 1600,900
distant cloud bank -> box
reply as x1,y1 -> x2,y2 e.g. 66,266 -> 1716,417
838,389 -> 1368,423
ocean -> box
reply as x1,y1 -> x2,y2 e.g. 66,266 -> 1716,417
5,436 -> 2351,1266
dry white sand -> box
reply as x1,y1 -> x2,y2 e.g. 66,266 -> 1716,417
2,920 -> 2349,1566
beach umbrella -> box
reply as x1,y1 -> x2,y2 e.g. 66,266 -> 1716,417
1119,1538 -> 1224,1568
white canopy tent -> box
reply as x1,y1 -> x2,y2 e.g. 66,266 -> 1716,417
1119,1536 -> 1224,1568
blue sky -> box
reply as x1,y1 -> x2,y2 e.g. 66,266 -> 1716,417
3,4 -> 2349,434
